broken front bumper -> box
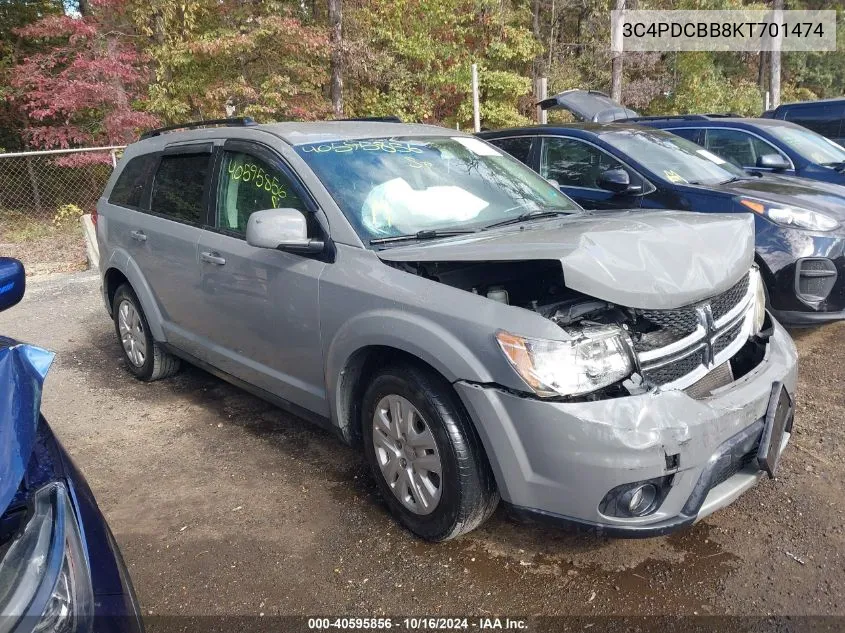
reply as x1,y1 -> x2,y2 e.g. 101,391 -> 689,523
455,318 -> 798,537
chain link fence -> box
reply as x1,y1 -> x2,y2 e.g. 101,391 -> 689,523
0,147 -> 124,275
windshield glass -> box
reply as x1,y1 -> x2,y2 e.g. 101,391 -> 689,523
766,125 -> 845,166
599,128 -> 747,185
295,136 -> 580,241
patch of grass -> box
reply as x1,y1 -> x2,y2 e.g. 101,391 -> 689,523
1,210 -> 87,274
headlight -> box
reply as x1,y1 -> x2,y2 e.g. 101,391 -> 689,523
739,198 -> 839,231
496,325 -> 634,397
750,266 -> 767,335
0,482 -> 93,633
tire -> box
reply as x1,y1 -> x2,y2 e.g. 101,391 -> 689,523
361,363 -> 498,541
112,284 -> 180,381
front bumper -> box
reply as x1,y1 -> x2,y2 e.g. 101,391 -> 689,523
456,319 -> 798,537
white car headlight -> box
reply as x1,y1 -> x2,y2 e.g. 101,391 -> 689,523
496,325 -> 634,397
750,266 -> 767,335
740,198 -> 839,232
0,482 -> 93,633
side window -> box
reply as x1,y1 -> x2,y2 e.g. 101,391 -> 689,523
488,137 -> 533,165
109,154 -> 157,208
704,129 -> 784,168
540,137 -> 625,189
217,150 -> 306,235
783,104 -> 844,138
667,128 -> 703,144
150,153 -> 210,224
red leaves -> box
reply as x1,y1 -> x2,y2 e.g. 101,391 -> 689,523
11,9 -> 158,150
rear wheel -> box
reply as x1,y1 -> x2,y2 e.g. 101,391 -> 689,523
361,363 -> 498,541
112,284 -> 180,381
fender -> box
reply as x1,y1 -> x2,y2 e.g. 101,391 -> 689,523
104,248 -> 167,342
324,309 -> 497,428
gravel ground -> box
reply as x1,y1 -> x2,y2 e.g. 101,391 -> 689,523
1,271 -> 843,625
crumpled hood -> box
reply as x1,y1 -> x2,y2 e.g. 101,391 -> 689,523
378,210 -> 755,309
0,342 -> 54,515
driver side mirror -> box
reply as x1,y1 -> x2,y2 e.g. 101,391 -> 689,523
597,168 -> 643,195
0,258 -> 25,313
756,154 -> 790,171
246,208 -> 324,254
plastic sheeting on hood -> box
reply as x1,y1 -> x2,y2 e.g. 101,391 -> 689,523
377,210 -> 755,309
0,343 -> 54,515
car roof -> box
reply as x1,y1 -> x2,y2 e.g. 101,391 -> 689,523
644,117 -> 807,131
478,121 -> 655,137
129,121 -> 464,152
774,97 -> 845,109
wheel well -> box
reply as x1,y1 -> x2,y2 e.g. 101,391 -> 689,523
104,268 -> 129,314
338,346 -> 451,447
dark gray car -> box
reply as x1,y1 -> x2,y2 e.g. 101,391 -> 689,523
97,120 -> 797,540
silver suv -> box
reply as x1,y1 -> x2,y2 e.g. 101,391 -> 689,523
97,119 -> 797,541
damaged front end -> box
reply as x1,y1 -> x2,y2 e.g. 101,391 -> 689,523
382,256 -> 769,403
377,210 -> 763,402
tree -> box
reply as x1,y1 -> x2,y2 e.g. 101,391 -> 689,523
610,0 -> 624,102
329,0 -> 344,116
130,0 -> 331,122
10,5 -> 159,160
344,0 -> 539,128
0,0 -> 65,151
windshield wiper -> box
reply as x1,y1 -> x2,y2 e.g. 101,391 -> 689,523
821,161 -> 845,172
369,229 -> 476,246
482,210 -> 572,231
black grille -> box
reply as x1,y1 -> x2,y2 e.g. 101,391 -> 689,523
639,272 -> 750,335
639,308 -> 699,335
643,349 -> 705,386
711,273 -> 750,321
713,319 -> 743,357
633,328 -> 687,352
711,441 -> 760,488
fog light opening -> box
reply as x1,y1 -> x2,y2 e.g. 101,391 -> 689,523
598,476 -> 673,519
626,484 -> 657,516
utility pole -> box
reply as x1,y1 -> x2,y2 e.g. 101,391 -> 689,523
769,0 -> 783,108
328,0 -> 343,117
610,0 -> 625,102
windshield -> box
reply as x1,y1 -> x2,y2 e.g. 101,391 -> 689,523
766,125 -> 845,166
295,136 -> 580,241
599,128 -> 747,186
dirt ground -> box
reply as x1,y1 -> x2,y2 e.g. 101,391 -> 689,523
1,271 -> 843,626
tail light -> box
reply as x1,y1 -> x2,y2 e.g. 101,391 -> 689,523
91,207 -> 98,227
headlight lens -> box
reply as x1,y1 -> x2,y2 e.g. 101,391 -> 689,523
496,325 -> 634,397
0,482 -> 93,633
750,266 -> 767,335
739,198 -> 839,231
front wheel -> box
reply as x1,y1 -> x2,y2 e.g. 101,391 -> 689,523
361,363 -> 498,541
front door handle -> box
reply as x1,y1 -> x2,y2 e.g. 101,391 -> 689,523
130,230 -> 147,242
200,251 -> 226,266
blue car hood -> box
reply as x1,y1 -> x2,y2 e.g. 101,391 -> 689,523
0,342 -> 54,514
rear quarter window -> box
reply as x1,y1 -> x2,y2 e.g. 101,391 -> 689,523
150,153 -> 211,224
108,154 -> 157,208
782,104 -> 845,139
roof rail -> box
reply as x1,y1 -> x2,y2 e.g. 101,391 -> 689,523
339,116 -> 403,123
140,117 -> 256,140
627,114 -> 713,122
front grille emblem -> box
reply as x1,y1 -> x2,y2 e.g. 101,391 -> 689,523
695,303 -> 716,367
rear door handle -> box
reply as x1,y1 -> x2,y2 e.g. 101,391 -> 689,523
130,230 -> 147,242
200,251 -> 226,266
